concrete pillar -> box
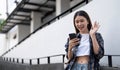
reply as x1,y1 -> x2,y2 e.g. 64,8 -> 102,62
18,25 -> 30,42
56,0 -> 70,16
31,11 -> 42,33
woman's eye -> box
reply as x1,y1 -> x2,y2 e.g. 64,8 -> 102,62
75,20 -> 79,23
76,21 -> 79,23
75,19 -> 84,23
80,19 -> 84,22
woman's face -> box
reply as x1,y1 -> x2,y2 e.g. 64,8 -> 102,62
74,16 -> 89,33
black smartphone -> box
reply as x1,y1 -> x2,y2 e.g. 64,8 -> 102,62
69,33 -> 77,40
69,33 -> 81,46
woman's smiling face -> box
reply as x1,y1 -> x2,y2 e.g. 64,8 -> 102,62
74,16 -> 89,33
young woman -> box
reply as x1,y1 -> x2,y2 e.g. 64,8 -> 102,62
65,10 -> 104,70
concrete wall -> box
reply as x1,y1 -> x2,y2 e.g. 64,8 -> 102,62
5,25 -> 30,50
2,0 -> 120,67
31,11 -> 42,33
0,34 -> 6,55
18,25 -> 30,42
0,24 -> 30,56
6,25 -> 19,49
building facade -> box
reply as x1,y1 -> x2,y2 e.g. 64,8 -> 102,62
0,0 -> 120,67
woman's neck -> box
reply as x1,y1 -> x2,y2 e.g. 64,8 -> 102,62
80,29 -> 89,34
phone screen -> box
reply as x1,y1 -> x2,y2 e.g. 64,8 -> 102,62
69,33 -> 76,40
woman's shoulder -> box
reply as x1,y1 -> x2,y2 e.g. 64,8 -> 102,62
95,32 -> 101,35
95,32 -> 102,37
95,32 -> 104,41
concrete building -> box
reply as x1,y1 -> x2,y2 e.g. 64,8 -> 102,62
0,0 -> 120,69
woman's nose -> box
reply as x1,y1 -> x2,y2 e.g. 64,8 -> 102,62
77,22 -> 82,25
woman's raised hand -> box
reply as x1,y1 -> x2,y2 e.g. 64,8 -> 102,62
90,21 -> 100,36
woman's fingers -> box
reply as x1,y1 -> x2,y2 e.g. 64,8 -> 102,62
94,21 -> 100,28
69,38 -> 79,43
69,38 -> 80,48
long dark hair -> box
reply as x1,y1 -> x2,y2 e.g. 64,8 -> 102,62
73,10 -> 92,33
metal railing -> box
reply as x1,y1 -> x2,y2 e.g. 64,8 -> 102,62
1,54 -> 120,67
2,54 -> 65,65
104,55 -> 120,67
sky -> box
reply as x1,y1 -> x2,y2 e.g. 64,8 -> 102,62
0,0 -> 17,19
0,0 -> 6,19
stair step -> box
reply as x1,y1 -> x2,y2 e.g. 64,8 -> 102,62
100,66 -> 120,70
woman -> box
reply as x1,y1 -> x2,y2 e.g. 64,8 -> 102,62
65,10 -> 104,70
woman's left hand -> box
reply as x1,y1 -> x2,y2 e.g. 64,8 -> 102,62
90,21 -> 100,36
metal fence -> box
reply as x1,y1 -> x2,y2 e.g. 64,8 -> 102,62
1,54 -> 120,67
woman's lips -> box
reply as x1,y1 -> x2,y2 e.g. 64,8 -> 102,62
77,25 -> 84,30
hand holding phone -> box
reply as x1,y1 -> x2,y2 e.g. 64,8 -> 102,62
69,33 -> 81,46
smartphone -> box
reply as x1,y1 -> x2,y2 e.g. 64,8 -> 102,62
69,33 -> 81,46
69,33 -> 76,40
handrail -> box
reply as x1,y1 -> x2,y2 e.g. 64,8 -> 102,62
1,54 -> 65,65
104,55 -> 120,67
1,54 -> 120,67
1,0 -> 88,56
